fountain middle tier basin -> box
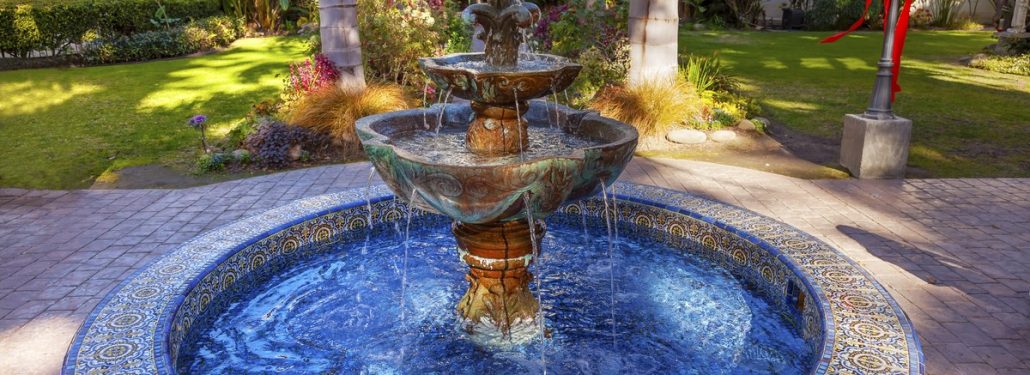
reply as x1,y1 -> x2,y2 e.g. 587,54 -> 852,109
356,101 -> 637,224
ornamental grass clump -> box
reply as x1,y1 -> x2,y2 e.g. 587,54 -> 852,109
589,78 -> 702,139
287,84 -> 412,143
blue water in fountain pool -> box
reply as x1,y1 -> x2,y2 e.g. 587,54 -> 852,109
178,215 -> 814,374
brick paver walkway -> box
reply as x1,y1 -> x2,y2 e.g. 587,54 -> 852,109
1,159 -> 1027,374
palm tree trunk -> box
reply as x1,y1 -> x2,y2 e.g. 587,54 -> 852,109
628,0 -> 680,85
320,0 -> 366,90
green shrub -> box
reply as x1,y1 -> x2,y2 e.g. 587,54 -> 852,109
809,0 -> 881,30
969,54 -> 1030,76
929,0 -> 960,27
358,1 -> 443,87
8,5 -> 40,58
82,16 -> 243,64
196,152 -> 227,172
681,54 -> 737,93
567,40 -> 630,107
0,0 -> 222,58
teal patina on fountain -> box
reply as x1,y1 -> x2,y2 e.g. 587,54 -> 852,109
356,0 -> 638,341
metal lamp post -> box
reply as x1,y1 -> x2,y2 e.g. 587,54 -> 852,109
864,0 -> 902,120
838,0 -> 913,179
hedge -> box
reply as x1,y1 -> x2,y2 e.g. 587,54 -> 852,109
0,0 -> 222,58
82,16 -> 245,64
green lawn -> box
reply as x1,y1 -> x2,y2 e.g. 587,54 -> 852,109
0,37 -> 307,189
682,31 -> 1030,177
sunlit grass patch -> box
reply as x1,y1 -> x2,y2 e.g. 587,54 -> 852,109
0,37 -> 309,189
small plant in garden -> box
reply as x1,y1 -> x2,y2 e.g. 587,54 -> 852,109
970,54 -> 1030,75
589,79 -> 703,139
283,53 -> 340,104
287,84 -> 412,143
929,0 -> 960,27
196,152 -> 227,172
244,118 -> 331,168
567,41 -> 630,107
912,8 -> 934,28
682,54 -> 737,93
187,114 -> 209,152
150,1 -> 181,30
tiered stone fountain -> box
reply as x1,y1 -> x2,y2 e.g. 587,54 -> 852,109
356,0 -> 638,341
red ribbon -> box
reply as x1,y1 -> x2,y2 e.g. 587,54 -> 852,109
820,0 -> 914,101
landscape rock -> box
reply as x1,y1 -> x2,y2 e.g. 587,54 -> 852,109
711,130 -> 738,143
666,129 -> 707,144
736,119 -> 756,131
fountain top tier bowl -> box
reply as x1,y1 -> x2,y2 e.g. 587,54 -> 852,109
419,53 -> 582,105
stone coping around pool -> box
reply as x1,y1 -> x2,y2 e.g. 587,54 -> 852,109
62,182 -> 924,375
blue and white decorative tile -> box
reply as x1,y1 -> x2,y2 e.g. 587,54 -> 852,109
63,183 -> 922,375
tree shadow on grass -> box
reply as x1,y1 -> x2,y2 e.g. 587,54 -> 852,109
683,31 -> 1030,177
0,38 -> 308,189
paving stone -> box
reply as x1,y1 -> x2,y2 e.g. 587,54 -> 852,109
0,160 -> 1027,373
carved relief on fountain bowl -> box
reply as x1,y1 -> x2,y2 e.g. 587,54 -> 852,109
355,101 -> 637,224
419,53 -> 582,106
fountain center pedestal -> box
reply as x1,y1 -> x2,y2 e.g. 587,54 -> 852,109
453,220 -> 545,338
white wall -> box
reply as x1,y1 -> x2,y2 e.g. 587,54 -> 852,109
760,0 -> 996,24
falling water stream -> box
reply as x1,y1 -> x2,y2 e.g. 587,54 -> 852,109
435,88 -> 453,135
522,193 -> 547,373
422,83 -> 430,130
513,89 -> 525,160
598,181 -> 618,350
399,187 -> 419,323
365,167 -> 375,229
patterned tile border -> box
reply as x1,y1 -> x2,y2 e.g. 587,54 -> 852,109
62,183 -> 923,375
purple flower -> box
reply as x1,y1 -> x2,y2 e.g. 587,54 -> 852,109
188,115 -> 207,128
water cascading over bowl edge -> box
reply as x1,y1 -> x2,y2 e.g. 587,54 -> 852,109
355,0 -> 639,342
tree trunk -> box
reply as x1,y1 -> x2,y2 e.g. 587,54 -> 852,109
628,0 -> 680,85
320,0 -> 366,90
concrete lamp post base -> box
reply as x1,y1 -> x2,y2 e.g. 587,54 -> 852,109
840,114 -> 912,179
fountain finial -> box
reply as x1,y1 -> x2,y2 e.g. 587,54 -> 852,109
463,0 -> 541,67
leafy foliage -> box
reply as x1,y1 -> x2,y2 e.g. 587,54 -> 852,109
566,40 -> 630,107
681,54 -> 737,93
282,53 -> 340,103
808,0 -> 882,30
724,0 -> 766,27
221,0 -> 300,32
545,0 -> 627,58
929,0 -> 960,27
358,0 -> 449,87
0,0 -> 223,58
243,118 -> 331,168
81,15 -> 244,64
542,1 -> 629,105
196,152 -> 227,171
969,53 -> 1030,75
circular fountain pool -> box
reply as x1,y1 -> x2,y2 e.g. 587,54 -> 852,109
62,183 -> 923,375
177,217 -> 811,374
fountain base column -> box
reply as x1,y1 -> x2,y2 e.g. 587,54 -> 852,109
466,101 -> 529,157
453,220 -> 544,340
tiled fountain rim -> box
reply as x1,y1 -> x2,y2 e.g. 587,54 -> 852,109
61,182 -> 924,375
